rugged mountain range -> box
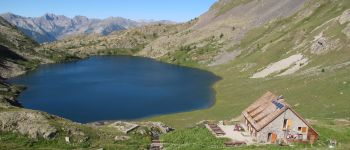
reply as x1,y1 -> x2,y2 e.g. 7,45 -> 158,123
0,13 -> 175,43
0,16 -> 76,78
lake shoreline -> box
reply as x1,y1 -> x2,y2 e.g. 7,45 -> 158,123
6,55 -> 221,124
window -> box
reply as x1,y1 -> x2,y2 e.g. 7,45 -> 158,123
298,127 -> 302,132
283,119 -> 288,129
283,119 -> 292,129
298,134 -> 303,140
301,127 -> 308,133
287,120 -> 293,129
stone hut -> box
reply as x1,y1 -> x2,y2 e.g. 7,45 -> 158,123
242,92 -> 319,144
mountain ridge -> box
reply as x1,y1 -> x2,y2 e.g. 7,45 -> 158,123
1,13 -> 175,43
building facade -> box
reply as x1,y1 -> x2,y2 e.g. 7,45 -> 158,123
242,92 -> 318,144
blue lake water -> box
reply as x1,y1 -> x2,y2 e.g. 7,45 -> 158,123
8,56 -> 219,123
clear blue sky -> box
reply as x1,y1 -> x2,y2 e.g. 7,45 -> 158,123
0,0 -> 216,22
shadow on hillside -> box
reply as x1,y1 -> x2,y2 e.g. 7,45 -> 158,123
0,45 -> 27,70
0,45 -> 26,60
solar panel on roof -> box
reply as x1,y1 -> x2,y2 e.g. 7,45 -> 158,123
272,100 -> 284,109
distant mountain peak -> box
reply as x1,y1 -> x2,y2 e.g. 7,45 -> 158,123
0,13 -> 176,43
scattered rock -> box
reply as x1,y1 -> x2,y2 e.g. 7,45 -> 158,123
114,135 -> 130,142
135,128 -> 147,135
61,126 -> 89,143
141,122 -> 175,134
79,136 -> 89,143
0,111 -> 57,139
66,127 -> 85,136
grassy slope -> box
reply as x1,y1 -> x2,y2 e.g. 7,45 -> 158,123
0,128 -> 150,150
160,121 -> 350,150
150,0 -> 350,149
148,0 -> 350,127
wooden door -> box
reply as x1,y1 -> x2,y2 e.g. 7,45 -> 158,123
271,133 -> 277,143
268,133 -> 277,143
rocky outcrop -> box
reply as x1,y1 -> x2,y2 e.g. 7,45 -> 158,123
339,9 -> 350,25
90,121 -> 174,136
311,32 -> 340,55
339,9 -> 350,39
0,111 -> 57,139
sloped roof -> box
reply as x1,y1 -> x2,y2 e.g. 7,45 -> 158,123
242,91 -> 318,135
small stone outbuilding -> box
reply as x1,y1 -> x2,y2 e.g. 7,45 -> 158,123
242,92 -> 319,144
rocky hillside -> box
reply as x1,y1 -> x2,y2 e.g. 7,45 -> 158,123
0,16 -> 42,78
141,0 -> 308,64
1,13 -> 175,43
0,16 -> 78,78
39,21 -> 194,55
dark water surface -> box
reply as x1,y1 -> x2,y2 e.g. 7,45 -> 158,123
8,56 -> 219,123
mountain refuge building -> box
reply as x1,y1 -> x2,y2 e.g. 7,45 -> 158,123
242,92 -> 319,144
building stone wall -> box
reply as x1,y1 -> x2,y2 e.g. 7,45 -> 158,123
256,109 -> 308,143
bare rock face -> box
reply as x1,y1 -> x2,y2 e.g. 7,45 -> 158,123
339,9 -> 350,25
343,24 -> 350,39
339,9 -> 350,39
0,111 -> 57,139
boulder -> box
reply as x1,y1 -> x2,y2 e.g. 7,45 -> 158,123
108,121 -> 139,134
65,137 -> 70,143
114,135 -> 130,142
141,122 -> 175,134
